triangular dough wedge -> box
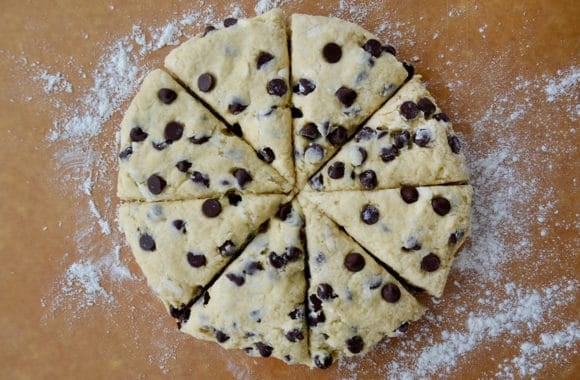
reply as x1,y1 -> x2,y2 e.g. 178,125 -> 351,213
306,76 -> 469,192
164,10 -> 294,186
290,13 -> 409,187
119,193 -> 285,310
303,185 -> 473,297
299,196 -> 425,369
118,69 -> 290,201
181,200 -> 310,367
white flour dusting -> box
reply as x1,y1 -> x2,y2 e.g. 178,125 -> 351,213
19,1 -> 578,377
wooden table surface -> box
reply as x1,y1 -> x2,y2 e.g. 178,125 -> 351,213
1,1 -> 578,379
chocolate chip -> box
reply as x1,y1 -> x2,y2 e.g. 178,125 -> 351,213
327,126 -> 348,146
369,277 -> 382,290
361,204 -> 380,225
309,173 -> 324,191
219,240 -> 236,256
269,251 -> 286,269
314,354 -> 333,369
400,101 -> 419,120
285,329 -> 304,342
284,355 -> 292,362
363,38 -> 383,57
346,336 -> 364,354
169,303 -> 191,324
293,78 -> 316,95
317,283 -> 336,300
256,51 -> 274,69
258,220 -> 269,233
189,134 -> 211,145
267,79 -> 288,96
322,42 -> 342,63
191,171 -> 210,188
289,307 -> 304,320
176,160 -> 192,173
393,130 -> 411,149
290,107 -> 303,118
244,261 -> 264,275
203,25 -> 215,36
139,233 -> 156,251
119,146 -> 132,160
228,101 -> 247,114
215,330 -> 230,343
449,230 -> 465,244
158,88 -> 177,104
403,62 -> 414,80
130,127 -> 148,142
147,174 -> 166,195
299,123 -> 320,140
397,322 -> 409,333
232,168 -> 252,189
381,283 -> 401,303
432,197 -> 451,216
433,112 -> 450,122
197,73 -> 215,92
448,135 -> 461,154
152,141 -> 168,151
172,219 -> 186,233
276,202 -> 293,221
223,17 -> 237,27
418,97 -> 436,117
328,161 -> 345,179
187,252 -> 207,268
381,145 -> 399,162
377,130 -> 390,139
355,126 -> 375,141
202,198 -> 221,217
400,186 -> 419,203
227,192 -> 242,206
344,252 -> 365,272
421,253 -> 441,272
335,87 -> 357,107
414,128 -> 432,146
402,236 -> 421,252
309,294 -> 323,312
284,246 -> 302,262
226,273 -> 245,286
383,44 -> 397,55
227,123 -> 243,137
164,121 -> 184,142
304,143 -> 324,163
359,170 -> 377,190
203,291 -> 211,305
355,147 -> 368,166
255,342 -> 273,357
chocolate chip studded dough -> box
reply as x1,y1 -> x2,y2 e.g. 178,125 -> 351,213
117,69 -> 290,201
118,194 -> 285,309
306,75 -> 469,192
303,186 -> 473,297
299,197 -> 425,369
290,13 -> 409,188
164,9 -> 294,187
181,201 -> 310,366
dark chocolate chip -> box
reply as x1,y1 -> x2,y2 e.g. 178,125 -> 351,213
335,87 -> 357,107
147,174 -> 166,195
363,39 -> 383,57
400,186 -> 419,203
377,130 -> 390,139
227,192 -> 242,206
381,283 -> 401,303
244,261 -> 264,275
186,252 -> 207,268
258,220 -> 269,233
284,246 -> 302,262
381,145 -> 399,162
344,252 -> 365,272
361,204 -> 380,225
228,101 -> 247,115
309,294 -> 322,312
418,97 -> 436,118
172,219 -> 186,233
369,277 -> 383,290
284,355 -> 292,362
227,123 -> 243,137
152,141 -> 168,151
267,78 -> 288,96
414,128 -> 432,147
139,233 -> 156,251
317,283 -> 336,300
215,330 -> 230,343
189,135 -> 211,144
219,240 -> 236,256
201,198 -> 222,217
327,126 -> 348,146
285,329 -> 304,343
158,88 -> 177,104
176,160 -> 192,173
433,112 -> 451,122
293,78 -> 316,95
322,42 -> 342,63
359,170 -> 377,190
289,307 -> 304,320
309,173 -> 324,191
357,147 -> 368,165
449,230 -> 465,244
256,342 -> 273,357
256,147 -> 275,164
276,202 -> 293,221
119,146 -> 132,160
400,101 -> 419,120
314,354 -> 333,369
397,322 -> 409,333
232,168 -> 252,189
256,51 -> 274,69
355,126 -> 375,141
223,17 -> 237,27
130,126 -> 148,142
401,237 -> 422,252
191,171 -> 210,188
421,253 -> 441,272
432,197 -> 451,216
226,273 -> 245,286
197,73 -> 215,92
290,107 -> 303,118
269,251 -> 286,269
169,303 -> 191,324
403,62 -> 414,80
299,122 -> 320,140
164,121 -> 184,142
346,336 -> 364,354
383,44 -> 397,55
328,161 -> 345,179
203,25 -> 215,36
202,291 -> 211,305
448,135 -> 461,154
393,130 -> 411,149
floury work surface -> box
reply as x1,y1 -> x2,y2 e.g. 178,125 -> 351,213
0,0 -> 578,379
